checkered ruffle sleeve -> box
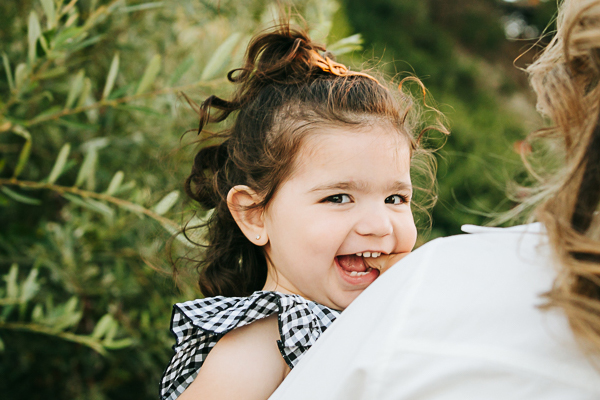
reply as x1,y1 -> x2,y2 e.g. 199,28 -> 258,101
159,290 -> 340,400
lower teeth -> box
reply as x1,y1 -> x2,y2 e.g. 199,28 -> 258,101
348,268 -> 371,277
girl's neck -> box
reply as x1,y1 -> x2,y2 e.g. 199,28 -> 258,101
262,271 -> 305,298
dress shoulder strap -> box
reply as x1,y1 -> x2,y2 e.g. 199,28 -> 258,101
160,291 -> 340,400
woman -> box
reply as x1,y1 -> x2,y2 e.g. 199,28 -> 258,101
267,0 -> 600,398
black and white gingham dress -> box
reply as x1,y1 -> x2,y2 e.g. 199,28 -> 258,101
159,290 -> 341,400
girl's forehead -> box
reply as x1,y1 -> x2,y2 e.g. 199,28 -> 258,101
297,124 -> 410,162
286,125 -> 412,183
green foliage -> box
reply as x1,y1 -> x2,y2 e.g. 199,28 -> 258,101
0,0 -> 555,396
0,264 -> 129,356
0,0 -> 352,398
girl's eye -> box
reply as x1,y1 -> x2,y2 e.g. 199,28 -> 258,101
326,194 -> 351,204
385,194 -> 408,205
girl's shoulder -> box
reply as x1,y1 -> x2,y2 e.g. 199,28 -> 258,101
160,291 -> 340,400
170,291 -> 339,345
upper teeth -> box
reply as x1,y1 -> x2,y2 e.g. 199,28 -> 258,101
356,252 -> 381,257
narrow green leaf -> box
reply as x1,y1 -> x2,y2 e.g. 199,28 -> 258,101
14,63 -> 28,91
63,311 -> 84,330
47,143 -> 71,184
10,125 -> 31,141
327,34 -> 363,56
28,11 -> 42,64
45,295 -> 54,314
168,55 -> 194,86
102,52 -> 119,99
63,296 -> 78,314
69,34 -> 103,53
64,11 -> 79,28
31,304 -> 44,322
52,25 -> 82,49
0,158 -> 6,174
118,1 -> 165,13
82,4 -> 109,29
135,54 -> 161,95
116,104 -> 164,117
5,264 -> 19,299
75,146 -> 97,187
76,77 -> 92,107
40,90 -> 54,102
38,34 -> 49,53
13,140 -> 32,179
53,297 -> 82,331
0,335 -> 5,352
103,320 -> 118,343
1,187 -> 41,205
56,118 -> 98,131
107,82 -> 133,100
60,0 -> 79,17
2,53 -> 14,91
81,137 -> 109,151
111,179 -> 136,196
113,198 -> 144,217
40,0 -> 56,29
65,70 -> 84,109
105,171 -> 124,195
200,32 -> 242,81
140,311 -> 150,328
19,268 -> 39,303
152,190 -> 179,215
85,102 -> 99,124
28,105 -> 62,125
92,314 -> 114,339
37,66 -> 68,80
83,197 -> 114,220
103,338 -> 133,349
62,193 -> 114,220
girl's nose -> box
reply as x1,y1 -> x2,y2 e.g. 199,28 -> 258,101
354,206 -> 394,237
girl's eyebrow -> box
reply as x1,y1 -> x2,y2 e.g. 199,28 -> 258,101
309,181 -> 412,193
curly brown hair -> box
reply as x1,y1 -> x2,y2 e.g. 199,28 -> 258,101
184,24 -> 445,298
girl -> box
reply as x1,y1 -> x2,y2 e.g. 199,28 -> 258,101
160,24 -> 441,400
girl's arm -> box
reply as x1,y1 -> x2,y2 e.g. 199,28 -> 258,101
178,314 -> 290,400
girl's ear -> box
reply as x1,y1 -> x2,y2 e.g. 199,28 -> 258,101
227,185 -> 268,246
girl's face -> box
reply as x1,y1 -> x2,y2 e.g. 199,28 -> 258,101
262,124 -> 417,310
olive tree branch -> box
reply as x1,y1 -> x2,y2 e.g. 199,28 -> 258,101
0,178 -> 178,229
0,321 -> 107,355
24,80 -> 225,127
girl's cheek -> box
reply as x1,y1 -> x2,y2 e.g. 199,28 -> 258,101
399,219 -> 418,251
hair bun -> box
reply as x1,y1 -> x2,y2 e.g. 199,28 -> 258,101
185,141 -> 229,209
231,25 -> 326,86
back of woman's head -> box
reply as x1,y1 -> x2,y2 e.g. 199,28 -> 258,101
526,0 -> 600,352
184,24 -> 439,298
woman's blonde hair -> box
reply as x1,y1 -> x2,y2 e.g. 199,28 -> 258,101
526,0 -> 600,353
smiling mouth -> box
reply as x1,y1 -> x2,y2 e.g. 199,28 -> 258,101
336,254 -> 382,276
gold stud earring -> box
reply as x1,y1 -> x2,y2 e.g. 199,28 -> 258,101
256,235 -> 261,240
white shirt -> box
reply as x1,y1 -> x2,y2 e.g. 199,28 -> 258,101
270,224 -> 600,399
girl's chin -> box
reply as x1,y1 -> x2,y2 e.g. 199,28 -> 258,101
327,288 -> 369,311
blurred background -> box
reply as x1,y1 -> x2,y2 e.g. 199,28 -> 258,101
0,0 -> 557,398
